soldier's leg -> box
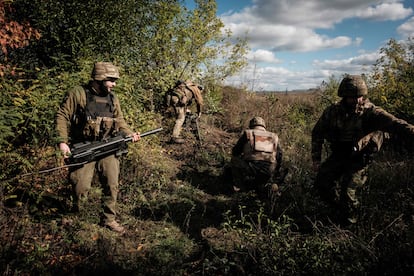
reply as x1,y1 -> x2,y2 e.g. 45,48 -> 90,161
314,156 -> 344,208
249,161 -> 273,198
231,156 -> 251,192
339,166 -> 368,225
69,162 -> 96,211
172,106 -> 185,142
97,154 -> 120,225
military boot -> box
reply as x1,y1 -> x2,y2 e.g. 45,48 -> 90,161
171,137 -> 185,144
105,220 -> 126,234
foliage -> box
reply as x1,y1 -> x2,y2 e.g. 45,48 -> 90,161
0,78 -> 24,149
1,86 -> 414,275
1,2 -> 414,274
206,208 -> 375,275
318,74 -> 341,107
6,0 -> 248,114
369,38 -> 414,121
0,0 -> 41,76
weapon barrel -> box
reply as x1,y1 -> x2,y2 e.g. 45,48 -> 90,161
69,127 -> 163,164
121,127 -> 164,142
140,127 -> 163,138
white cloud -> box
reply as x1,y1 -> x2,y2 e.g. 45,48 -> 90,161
224,0 -> 412,28
224,50 -> 381,91
224,64 -> 330,91
356,2 -> 412,21
247,49 -> 282,64
236,24 -> 353,52
313,52 -> 378,70
355,37 -> 363,46
221,1 -> 412,54
219,0 -> 412,90
397,16 -> 414,37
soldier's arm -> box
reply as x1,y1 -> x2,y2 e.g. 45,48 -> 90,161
55,89 -> 79,144
276,143 -> 283,171
368,106 -> 414,140
311,107 -> 331,163
232,132 -> 247,157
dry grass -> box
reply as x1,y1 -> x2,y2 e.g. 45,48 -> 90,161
1,86 -> 413,275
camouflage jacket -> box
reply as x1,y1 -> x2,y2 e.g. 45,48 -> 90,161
311,99 -> 414,162
55,82 -> 133,144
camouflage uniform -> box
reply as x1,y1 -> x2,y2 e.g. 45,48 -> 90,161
312,75 -> 414,225
166,80 -> 203,143
56,62 -> 135,232
231,117 -> 283,198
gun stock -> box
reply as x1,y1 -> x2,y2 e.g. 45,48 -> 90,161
68,127 -> 163,165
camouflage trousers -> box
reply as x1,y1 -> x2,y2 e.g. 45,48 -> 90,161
231,156 -> 275,198
172,105 -> 186,139
314,153 -> 368,225
69,154 -> 120,224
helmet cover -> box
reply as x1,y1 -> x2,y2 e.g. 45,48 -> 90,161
249,116 -> 266,128
91,62 -> 120,81
338,75 -> 367,97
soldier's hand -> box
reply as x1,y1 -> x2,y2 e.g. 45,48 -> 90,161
59,143 -> 71,159
130,132 -> 141,142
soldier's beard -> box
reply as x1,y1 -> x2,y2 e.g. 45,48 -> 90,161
99,81 -> 110,96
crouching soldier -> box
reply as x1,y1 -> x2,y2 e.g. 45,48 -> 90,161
231,117 -> 283,198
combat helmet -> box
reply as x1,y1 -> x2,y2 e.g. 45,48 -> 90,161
338,75 -> 367,97
249,116 -> 266,128
91,62 -> 120,81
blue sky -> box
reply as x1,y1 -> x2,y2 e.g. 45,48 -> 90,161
186,0 -> 414,91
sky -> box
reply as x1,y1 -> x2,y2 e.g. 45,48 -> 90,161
186,0 -> 414,91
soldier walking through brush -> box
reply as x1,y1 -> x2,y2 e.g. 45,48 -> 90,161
56,62 -> 140,233
165,80 -> 203,144
312,74 -> 414,226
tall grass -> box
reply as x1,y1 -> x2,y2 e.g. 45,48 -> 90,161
1,86 -> 413,275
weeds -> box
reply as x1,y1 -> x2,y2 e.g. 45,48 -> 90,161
1,86 -> 413,275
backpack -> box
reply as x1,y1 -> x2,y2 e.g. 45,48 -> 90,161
165,80 -> 203,107
242,129 -> 279,163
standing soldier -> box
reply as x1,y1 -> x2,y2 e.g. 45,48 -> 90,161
312,74 -> 414,226
56,62 -> 140,233
166,80 -> 203,144
231,116 -> 283,198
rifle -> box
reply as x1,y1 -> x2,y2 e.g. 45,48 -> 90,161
185,113 -> 202,147
68,127 -> 163,165
194,116 -> 202,147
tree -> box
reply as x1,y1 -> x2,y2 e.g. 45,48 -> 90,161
369,38 -> 414,121
6,0 -> 248,112
0,0 -> 248,149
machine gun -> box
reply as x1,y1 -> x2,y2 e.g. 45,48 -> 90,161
68,127 -> 163,165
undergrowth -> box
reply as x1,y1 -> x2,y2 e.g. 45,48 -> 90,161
1,87 -> 413,275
